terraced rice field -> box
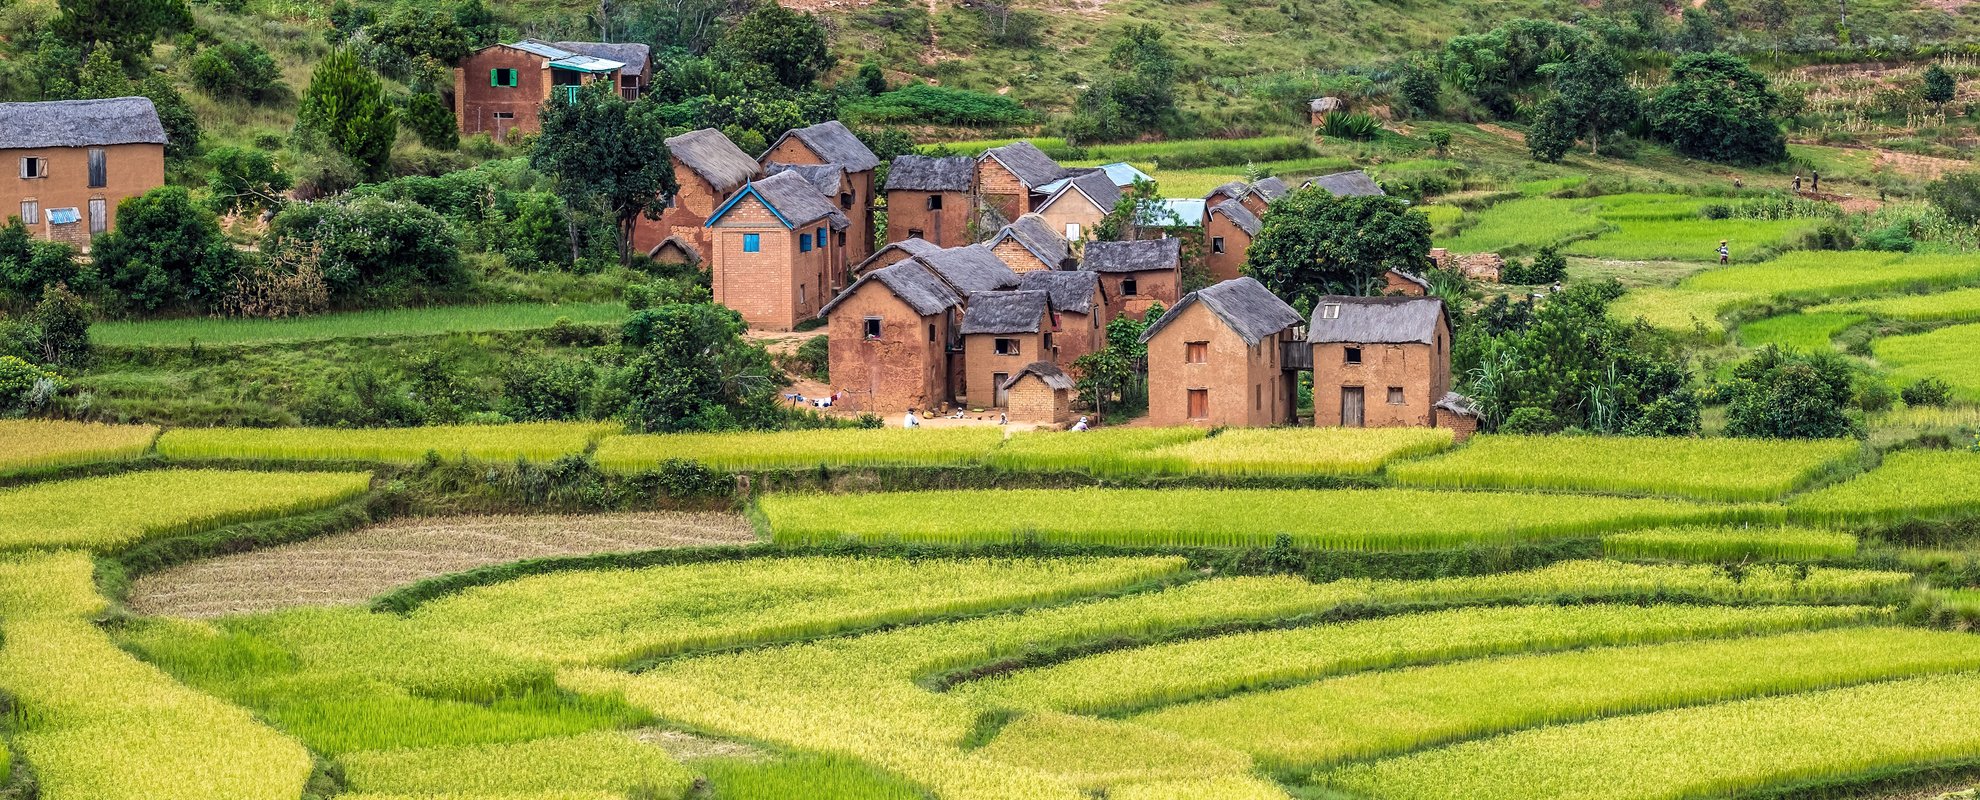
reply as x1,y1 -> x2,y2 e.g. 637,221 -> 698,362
1380,434 -> 1861,502
0,419 -> 158,477
157,421 -> 618,464
1618,251 -> 1980,336
1874,321 -> 1980,401
0,469 -> 370,551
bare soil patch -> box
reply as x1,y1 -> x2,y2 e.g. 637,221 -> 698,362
1875,148 -> 1970,181
633,728 -> 767,761
127,512 -> 758,618
1477,123 -> 1526,144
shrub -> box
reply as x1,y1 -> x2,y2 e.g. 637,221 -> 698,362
0,217 -> 83,302
267,195 -> 465,305
1318,112 -> 1380,141
188,40 -> 280,101
1499,407 -> 1562,434
400,92 -> 459,151
0,355 -> 60,415
1902,377 -> 1953,408
90,186 -> 240,313
1721,346 -> 1857,440
204,146 -> 292,216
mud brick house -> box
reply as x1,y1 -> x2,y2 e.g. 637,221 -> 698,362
1384,268 -> 1430,296
1034,170 -> 1123,242
986,213 -> 1073,273
1204,180 -> 1250,211
765,160 -> 854,248
1018,269 -> 1107,369
1036,162 -> 1151,195
636,128 -> 760,264
1203,199 -> 1261,283
761,121 -> 879,262
883,155 -> 976,248
1081,238 -> 1183,320
1304,169 -> 1385,197
958,289 -> 1051,407
452,40 -> 644,141
1238,176 -> 1289,215
705,169 -> 849,330
1140,277 -> 1303,427
0,97 -> 165,246
976,141 -> 1071,223
915,243 -> 1020,296
853,237 -> 942,277
1001,361 -> 1074,425
819,259 -> 963,413
1307,295 -> 1452,429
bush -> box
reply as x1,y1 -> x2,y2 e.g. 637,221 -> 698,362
1902,377 -> 1953,408
204,146 -> 292,216
1318,112 -> 1380,141
91,186 -> 240,314
1722,345 -> 1857,439
0,218 -> 84,302
1858,223 -> 1915,252
0,355 -> 62,416
188,40 -> 280,101
1926,172 -> 1980,225
843,85 -> 1037,127
1499,407 -> 1562,434
267,196 -> 466,306
1503,245 -> 1567,284
793,334 -> 829,381
501,357 -> 598,421
400,93 -> 459,151
1852,376 -> 1895,413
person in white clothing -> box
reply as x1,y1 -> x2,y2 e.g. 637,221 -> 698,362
904,408 -> 920,429
1071,415 -> 1089,431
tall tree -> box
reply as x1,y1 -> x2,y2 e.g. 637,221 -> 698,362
295,48 -> 399,181
1722,345 -> 1857,439
531,82 -> 677,265
714,2 -> 833,90
1244,189 -> 1432,311
53,0 -> 191,67
1529,47 -> 1638,160
1107,24 -> 1180,133
1645,52 -> 1787,165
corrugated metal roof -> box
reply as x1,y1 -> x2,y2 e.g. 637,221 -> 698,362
1036,161 -> 1152,194
1140,198 -> 1204,228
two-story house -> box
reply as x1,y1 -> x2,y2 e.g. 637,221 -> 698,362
0,97 -> 166,246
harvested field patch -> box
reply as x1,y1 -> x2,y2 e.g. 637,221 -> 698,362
126,512 -> 758,618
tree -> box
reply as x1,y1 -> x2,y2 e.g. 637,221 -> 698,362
532,82 -> 677,265
1071,311 -> 1151,420
363,5 -> 473,80
189,40 -> 280,102
90,186 -> 239,313
1395,59 -> 1441,116
1106,25 -> 1180,134
1925,171 -> 1980,224
20,285 -> 92,370
1530,47 -> 1638,160
854,62 -> 888,97
611,303 -> 784,432
400,93 -> 460,151
1645,52 -> 1787,165
1924,63 -> 1957,108
714,2 -> 833,90
1721,345 -> 1857,439
54,0 -> 191,67
296,48 -> 399,181
1440,19 -> 1592,118
204,146 -> 292,215
1673,8 -> 1720,52
0,219 -> 83,302
1526,97 -> 1578,163
1244,189 -> 1433,311
267,196 -> 465,305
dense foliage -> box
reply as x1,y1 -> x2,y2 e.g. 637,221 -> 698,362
1645,53 -> 1787,165
534,84 -> 678,264
91,187 -> 239,314
1246,190 -> 1432,309
295,48 -> 399,182
610,303 -> 784,433
267,196 -> 467,306
1719,345 -> 1858,439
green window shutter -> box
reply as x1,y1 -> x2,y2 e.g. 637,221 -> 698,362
490,69 -> 499,87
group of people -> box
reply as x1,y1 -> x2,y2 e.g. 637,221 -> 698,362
901,408 -> 1088,431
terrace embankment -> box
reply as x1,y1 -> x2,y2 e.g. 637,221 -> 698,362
126,511 -> 758,617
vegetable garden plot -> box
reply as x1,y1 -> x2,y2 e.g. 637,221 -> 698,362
1790,449 -> 1980,523
1322,672 -> 1980,800
0,419 -> 156,476
593,426 -> 1005,471
0,469 -> 370,552
1387,434 -> 1861,502
156,421 -> 616,464
1602,525 -> 1857,561
759,487 -> 1781,549
1874,321 -> 1980,402
1142,627 -> 1980,770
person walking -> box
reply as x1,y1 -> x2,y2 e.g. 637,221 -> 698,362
1793,175 -> 1802,192
1811,170 -> 1820,192
1733,175 -> 1743,190
1718,240 -> 1730,265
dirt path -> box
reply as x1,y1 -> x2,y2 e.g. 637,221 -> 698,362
1477,123 -> 1526,144
127,512 -> 758,618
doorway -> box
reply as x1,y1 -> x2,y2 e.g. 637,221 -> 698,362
1341,386 -> 1364,427
993,372 -> 1009,407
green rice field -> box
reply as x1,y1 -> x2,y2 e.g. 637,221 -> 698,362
156,422 -> 618,464
1386,434 -> 1861,502
1873,321 -> 1980,401
1736,312 -> 1863,351
0,419 -> 158,477
89,302 -> 628,348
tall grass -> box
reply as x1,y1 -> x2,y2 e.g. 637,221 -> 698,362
0,470 -> 370,552
1387,434 -> 1862,502
758,488 -> 1782,549
1602,525 -> 1858,562
1789,450 -> 1980,524
1154,627 -> 1980,771
1874,321 -> 1980,401
593,427 -> 1006,471
1146,427 -> 1453,477
156,422 -> 618,464
339,732 -> 695,798
1322,672 -> 1980,800
0,420 -> 157,477
90,302 -> 627,348
702,754 -> 928,800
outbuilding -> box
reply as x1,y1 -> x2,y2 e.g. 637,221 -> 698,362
958,289 -> 1051,408
1001,361 -> 1075,425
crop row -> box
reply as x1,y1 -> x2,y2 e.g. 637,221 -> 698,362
0,419 -> 157,477
1144,626 -> 1980,770
1601,525 -> 1858,561
1873,321 -> 1980,402
1322,671 -> 1980,800
1388,434 -> 1861,502
1617,251 -> 1980,336
0,469 -> 371,552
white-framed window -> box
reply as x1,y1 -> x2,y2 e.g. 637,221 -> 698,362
19,199 -> 38,225
19,157 -> 46,179
1065,223 -> 1080,239
1321,303 -> 1342,320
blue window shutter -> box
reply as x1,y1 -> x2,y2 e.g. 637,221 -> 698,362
799,233 -> 812,252
818,226 -> 827,245
743,233 -> 760,252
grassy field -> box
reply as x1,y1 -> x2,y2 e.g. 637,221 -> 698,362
91,303 -> 627,348
1387,435 -> 1862,502
1618,250 -> 1980,335
1789,449 -> 1980,523
1813,285 -> 1980,322
1601,525 -> 1859,562
1736,312 -> 1864,351
0,470 -> 370,552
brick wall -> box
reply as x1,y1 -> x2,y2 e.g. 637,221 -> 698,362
962,327 -> 1044,408
1384,271 -> 1428,296
1046,303 -> 1105,371
632,161 -> 735,263
886,189 -> 973,249
454,47 -> 552,141
764,137 -> 876,263
991,239 -> 1051,273
1434,406 -> 1478,442
709,195 -> 834,330
1202,213 -> 1251,283
977,157 -> 1027,222
0,143 -> 163,246
826,281 -> 950,413
1036,192 -> 1104,242
1145,302 -> 1292,427
1007,377 -> 1070,424
1098,269 -> 1181,321
1310,329 -> 1451,428
1238,193 -> 1269,217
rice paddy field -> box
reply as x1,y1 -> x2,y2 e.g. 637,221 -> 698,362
1874,321 -> 1980,401
89,302 -> 628,348
0,419 -> 158,477
1617,250 -> 1980,336
12,410 -> 1980,800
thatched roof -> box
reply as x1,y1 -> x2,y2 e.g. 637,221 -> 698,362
768,121 -> 880,172
1209,199 -> 1261,237
1305,170 -> 1385,197
1434,391 -> 1480,417
853,237 -> 943,276
1387,268 -> 1431,291
1205,181 -> 1251,202
819,261 -> 961,318
1309,97 -> 1344,113
666,129 -> 759,195
1251,176 -> 1290,201
1080,237 -> 1181,274
1018,269 -> 1102,315
980,141 -> 1069,188
0,98 -> 166,149
959,289 -> 1049,334
885,155 -> 975,192
1307,295 -> 1448,344
914,244 -> 1020,295
764,162 -> 848,199
724,169 -> 849,230
1141,277 -> 1301,347
550,41 -> 650,76
1000,361 -> 1074,391
989,214 -> 1072,270
1040,170 -> 1122,214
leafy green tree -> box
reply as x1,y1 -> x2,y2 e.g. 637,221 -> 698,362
1526,99 -> 1578,163
204,146 -> 292,216
19,285 -> 92,370
54,0 -> 191,67
91,186 -> 239,313
296,49 -> 398,181
1721,345 -> 1857,439
1395,59 -> 1440,116
611,303 -> 784,432
1673,8 -> 1719,52
1530,47 -> 1638,161
400,93 -> 460,151
854,62 -> 888,96
1923,64 -> 1957,108
1072,310 -> 1152,419
1645,52 -> 1787,165
363,6 -> 473,80
1106,25 -> 1179,133
0,219 -> 83,302
533,82 -> 677,265
714,2 -> 834,90
1926,171 -> 1980,224
267,196 -> 465,305
189,40 -> 280,101
1245,189 -> 1433,310
453,0 -> 500,47
1440,19 -> 1592,118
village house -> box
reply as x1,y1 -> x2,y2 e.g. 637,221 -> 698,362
958,289 -> 1051,408
1239,176 -> 1289,215
1203,199 -> 1261,283
883,155 -> 976,248
818,258 -> 963,414
0,97 -> 165,245
765,161 -> 855,260
1304,169 -> 1385,197
852,237 -> 943,277
636,128 -> 760,264
1001,361 -> 1075,425
1018,268 -> 1108,369
986,213 -> 1072,273
976,141 -> 1071,223
1384,268 -> 1430,296
761,121 -> 880,262
1034,171 -> 1123,242
1307,295 -> 1452,429
1081,237 -> 1183,320
1204,181 -> 1250,211
451,40 -> 646,141
1141,277 -> 1303,427
914,243 -> 1021,296
705,169 -> 849,330
1308,96 -> 1345,125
